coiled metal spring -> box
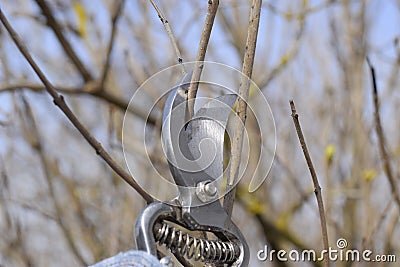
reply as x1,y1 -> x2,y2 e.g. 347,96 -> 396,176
154,222 -> 240,264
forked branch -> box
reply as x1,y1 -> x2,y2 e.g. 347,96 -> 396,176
34,0 -> 93,82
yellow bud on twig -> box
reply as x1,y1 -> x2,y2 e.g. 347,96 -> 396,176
325,144 -> 335,166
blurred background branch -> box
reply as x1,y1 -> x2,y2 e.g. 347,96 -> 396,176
0,7 -> 153,202
0,0 -> 399,266
367,58 -> 400,208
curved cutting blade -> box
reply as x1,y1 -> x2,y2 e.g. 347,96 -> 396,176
162,72 -> 237,186
162,71 -> 202,188
186,94 -> 237,182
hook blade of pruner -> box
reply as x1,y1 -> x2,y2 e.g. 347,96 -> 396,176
162,72 -> 237,190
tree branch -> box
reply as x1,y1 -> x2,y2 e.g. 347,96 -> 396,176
258,22 -> 304,90
235,192 -> 321,267
148,0 -> 185,73
0,7 -> 153,204
366,57 -> 400,208
223,0 -> 262,218
186,0 -> 219,118
19,95 -> 87,265
0,83 -> 157,124
34,0 -> 93,82
289,100 -> 329,267
99,0 -> 126,89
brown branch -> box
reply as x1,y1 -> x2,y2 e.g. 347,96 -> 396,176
258,25 -> 304,90
0,157 -> 13,234
56,164 -> 103,260
3,197 -> 56,221
0,83 -> 157,124
223,0 -> 262,218
94,89 -> 157,124
148,0 -> 185,73
19,95 -> 87,265
0,8 -> 153,204
363,199 -> 393,248
367,57 -> 400,207
186,0 -> 219,118
14,220 -> 35,267
383,208 -> 399,258
99,0 -> 125,89
258,0 -> 308,91
236,193 -> 321,267
34,0 -> 93,82
218,11 -> 245,58
264,0 -> 336,19
0,159 -> 36,265
290,100 -> 329,267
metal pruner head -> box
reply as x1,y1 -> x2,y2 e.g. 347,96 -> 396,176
135,71 -> 249,266
161,71 -> 236,208
156,71 -> 249,265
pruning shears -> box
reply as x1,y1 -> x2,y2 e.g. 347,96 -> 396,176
134,72 -> 249,266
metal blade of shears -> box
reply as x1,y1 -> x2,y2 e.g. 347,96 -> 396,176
162,73 -> 237,207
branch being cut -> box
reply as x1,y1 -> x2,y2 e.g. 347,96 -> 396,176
290,100 -> 329,267
0,8 -> 153,204
187,0 -> 219,118
367,57 -> 400,208
223,0 -> 262,218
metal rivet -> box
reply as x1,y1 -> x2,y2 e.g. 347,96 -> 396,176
204,182 -> 217,196
196,180 -> 218,202
160,256 -> 174,267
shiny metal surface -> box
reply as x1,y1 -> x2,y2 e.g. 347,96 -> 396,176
135,71 -> 249,266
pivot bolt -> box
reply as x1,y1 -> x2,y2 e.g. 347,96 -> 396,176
196,180 -> 217,202
204,182 -> 217,196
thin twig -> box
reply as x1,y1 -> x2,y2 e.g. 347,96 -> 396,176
149,0 -> 185,73
56,164 -> 103,259
99,0 -> 125,89
34,0 -> 93,82
19,95 -> 87,265
0,8 -> 153,204
237,200 -> 321,267
0,83 -> 157,124
223,0 -> 262,218
383,208 -> 399,257
290,100 -> 329,267
258,20 -> 305,90
367,57 -> 400,207
3,197 -> 56,221
363,199 -> 393,248
186,0 -> 219,118
264,0 -> 336,19
0,159 -> 37,265
14,220 -> 35,267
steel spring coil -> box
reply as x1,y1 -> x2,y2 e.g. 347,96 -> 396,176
153,222 -> 240,264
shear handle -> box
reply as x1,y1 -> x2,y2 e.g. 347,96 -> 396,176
135,202 -> 176,256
